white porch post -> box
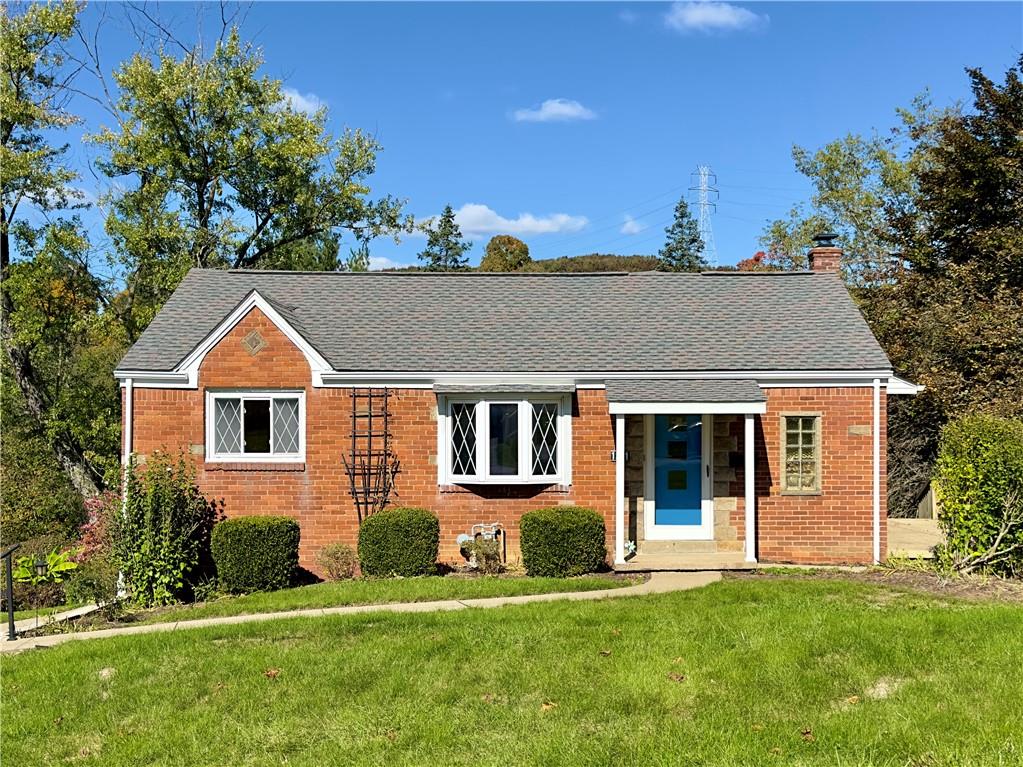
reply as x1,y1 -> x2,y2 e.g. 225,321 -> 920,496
744,412 -> 757,563
614,413 -> 626,565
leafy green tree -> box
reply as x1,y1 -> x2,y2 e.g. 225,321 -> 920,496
418,205 -> 471,270
479,235 -> 530,271
766,59 -> 1022,515
759,94 -> 945,282
1,0 -> 113,501
91,30 -> 411,339
870,58 -> 1023,515
657,197 -> 705,272
345,241 -> 371,272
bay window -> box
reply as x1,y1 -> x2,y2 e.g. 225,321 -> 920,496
207,391 -> 305,462
441,395 -> 571,484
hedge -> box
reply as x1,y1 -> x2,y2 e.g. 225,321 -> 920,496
211,516 -> 300,593
358,507 -> 439,577
519,505 -> 606,577
935,414 -> 1023,576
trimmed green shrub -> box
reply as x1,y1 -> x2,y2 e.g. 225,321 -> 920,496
358,507 -> 439,577
935,414 -> 1023,577
211,516 -> 300,593
520,505 -> 607,577
316,542 -> 358,581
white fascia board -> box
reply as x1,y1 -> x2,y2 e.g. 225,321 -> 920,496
887,375 -> 924,395
115,370 -> 194,388
608,401 -> 767,415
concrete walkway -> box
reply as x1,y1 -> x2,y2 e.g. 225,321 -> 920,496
888,518 -> 942,559
1,571 -> 720,655
11,602 -> 100,635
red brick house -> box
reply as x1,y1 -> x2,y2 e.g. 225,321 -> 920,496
114,243 -> 920,572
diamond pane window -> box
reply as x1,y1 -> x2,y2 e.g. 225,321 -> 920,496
273,398 -> 300,454
209,394 -> 303,460
783,415 -> 819,492
450,402 -> 478,476
531,403 -> 559,476
214,398 -> 242,454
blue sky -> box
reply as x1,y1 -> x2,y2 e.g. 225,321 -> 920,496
64,2 -> 1021,269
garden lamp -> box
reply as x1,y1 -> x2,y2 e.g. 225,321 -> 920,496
34,557 -> 47,579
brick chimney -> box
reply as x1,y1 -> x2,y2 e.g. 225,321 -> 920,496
808,232 -> 842,272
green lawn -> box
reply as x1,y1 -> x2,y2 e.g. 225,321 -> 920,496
127,574 -> 637,626
4,577 -> 1022,766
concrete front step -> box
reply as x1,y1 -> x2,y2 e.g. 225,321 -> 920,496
617,553 -> 752,572
639,540 -> 720,555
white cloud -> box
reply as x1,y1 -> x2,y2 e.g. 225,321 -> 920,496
450,203 -> 588,236
281,87 -> 326,115
664,1 -> 767,33
620,214 -> 647,235
368,255 -> 410,271
512,98 -> 597,123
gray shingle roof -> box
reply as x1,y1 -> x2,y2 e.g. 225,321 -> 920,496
605,379 -> 765,403
117,269 -> 891,374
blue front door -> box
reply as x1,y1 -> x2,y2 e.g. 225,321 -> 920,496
654,415 -> 703,526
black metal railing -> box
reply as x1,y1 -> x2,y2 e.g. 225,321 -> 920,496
2,543 -> 21,641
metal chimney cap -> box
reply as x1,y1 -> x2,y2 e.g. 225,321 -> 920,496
812,232 -> 839,248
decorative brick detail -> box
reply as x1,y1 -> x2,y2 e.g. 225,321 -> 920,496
241,329 -> 268,356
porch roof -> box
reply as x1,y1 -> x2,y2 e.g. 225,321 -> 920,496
605,378 -> 766,414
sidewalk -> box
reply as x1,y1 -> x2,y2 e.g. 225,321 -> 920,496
1,571 -> 720,655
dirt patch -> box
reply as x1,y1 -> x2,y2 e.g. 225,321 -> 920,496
729,567 -> 1023,603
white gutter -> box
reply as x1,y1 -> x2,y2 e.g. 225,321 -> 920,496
872,377 -> 881,564
123,377 -> 134,469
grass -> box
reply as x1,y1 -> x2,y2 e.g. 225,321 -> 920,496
4,578 -> 1022,766
124,574 -> 638,626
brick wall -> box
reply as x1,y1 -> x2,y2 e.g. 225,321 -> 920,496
127,307 -> 885,571
749,387 -> 886,564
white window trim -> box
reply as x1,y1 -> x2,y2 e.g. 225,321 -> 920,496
437,394 -> 572,486
205,390 -> 306,463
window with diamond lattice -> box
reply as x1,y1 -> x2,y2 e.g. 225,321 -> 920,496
531,403 -> 559,476
449,402 -> 478,476
782,415 -> 820,493
208,392 -> 304,461
443,396 -> 568,484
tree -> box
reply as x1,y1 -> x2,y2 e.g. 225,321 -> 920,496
869,58 -> 1023,515
345,241 -> 371,272
1,0 -> 111,500
657,197 -> 705,272
765,59 -> 1023,516
479,235 -> 530,271
417,205 -> 471,270
758,94 -> 945,282
90,29 -> 411,340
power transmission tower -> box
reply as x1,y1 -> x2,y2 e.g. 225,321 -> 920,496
688,165 -> 719,266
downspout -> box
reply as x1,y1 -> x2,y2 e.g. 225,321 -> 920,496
122,377 -> 134,496
872,378 -> 881,564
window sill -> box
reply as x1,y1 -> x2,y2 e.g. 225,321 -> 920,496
205,462 -> 306,472
440,482 -> 571,494
779,489 -> 822,497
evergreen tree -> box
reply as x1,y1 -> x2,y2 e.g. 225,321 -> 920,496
657,198 -> 706,271
418,205 -> 472,270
